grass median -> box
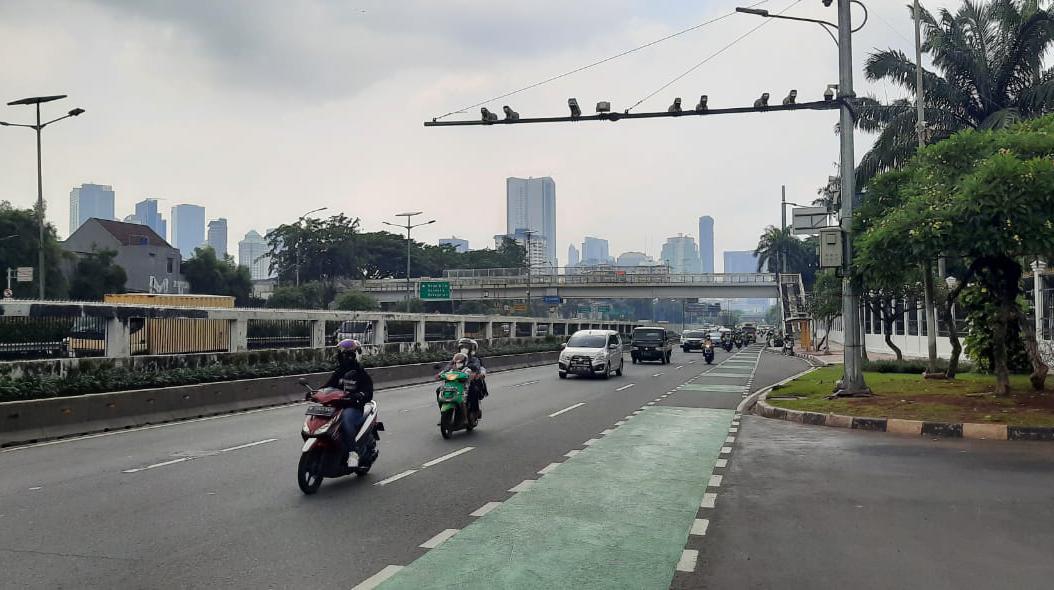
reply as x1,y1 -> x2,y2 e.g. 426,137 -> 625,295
767,366 -> 1054,427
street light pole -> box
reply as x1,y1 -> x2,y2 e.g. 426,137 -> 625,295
383,212 -> 436,305
2,94 -> 85,299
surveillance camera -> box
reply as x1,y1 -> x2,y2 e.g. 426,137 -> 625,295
695,95 -> 709,112
668,97 -> 682,113
502,105 -> 519,121
481,107 -> 498,122
783,90 -> 797,105
568,98 -> 582,118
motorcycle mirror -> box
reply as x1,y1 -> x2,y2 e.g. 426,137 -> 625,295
560,343 -> 567,349
297,377 -> 308,385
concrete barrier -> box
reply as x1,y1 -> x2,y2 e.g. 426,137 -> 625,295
0,351 -> 558,447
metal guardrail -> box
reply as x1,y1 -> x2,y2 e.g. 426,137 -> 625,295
363,272 -> 780,292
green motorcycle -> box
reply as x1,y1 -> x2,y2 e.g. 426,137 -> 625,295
435,368 -> 479,439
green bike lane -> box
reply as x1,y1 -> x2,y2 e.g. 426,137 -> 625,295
371,347 -> 764,590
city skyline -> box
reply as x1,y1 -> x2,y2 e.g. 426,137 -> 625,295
170,204 -> 206,259
69,183 -> 114,235
506,177 -> 557,268
206,218 -> 229,258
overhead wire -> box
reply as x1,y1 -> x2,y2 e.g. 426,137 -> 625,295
431,0 -> 772,121
625,0 -> 805,113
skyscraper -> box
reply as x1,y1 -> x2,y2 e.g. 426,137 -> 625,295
238,230 -> 273,280
567,244 -> 580,267
135,198 -> 167,241
507,228 -> 549,271
723,250 -> 759,273
69,184 -> 115,235
698,216 -> 715,273
506,177 -> 557,268
439,237 -> 469,253
660,235 -> 701,274
581,236 -> 611,265
206,218 -> 228,258
170,204 -> 206,259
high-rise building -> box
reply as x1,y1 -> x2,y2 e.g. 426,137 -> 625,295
506,177 -> 557,268
206,218 -> 228,258
69,184 -> 115,235
170,204 -> 206,259
567,244 -> 580,267
660,235 -> 701,274
581,236 -> 611,265
134,198 -> 167,241
723,250 -> 759,273
698,216 -> 715,273
238,230 -> 273,280
506,228 -> 549,271
439,237 -> 469,253
616,251 -> 655,267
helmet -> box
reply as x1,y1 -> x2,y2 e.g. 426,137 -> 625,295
336,339 -> 361,361
457,337 -> 478,357
452,352 -> 468,370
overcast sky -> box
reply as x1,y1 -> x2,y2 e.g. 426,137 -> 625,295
0,0 -> 958,271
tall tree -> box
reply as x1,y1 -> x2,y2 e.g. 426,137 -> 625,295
182,246 -> 253,305
856,0 -> 1054,183
809,270 -> 843,353
754,226 -> 818,287
0,201 -> 68,299
68,249 -> 127,301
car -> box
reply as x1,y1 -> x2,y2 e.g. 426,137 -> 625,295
681,330 -> 707,352
559,330 -> 624,379
630,326 -> 673,364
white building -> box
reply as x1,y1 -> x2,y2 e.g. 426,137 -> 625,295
439,237 -> 469,253
238,230 -> 272,280
506,177 -> 557,268
661,235 -> 701,274
581,236 -> 612,265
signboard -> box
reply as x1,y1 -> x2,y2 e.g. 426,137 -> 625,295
595,304 -> 611,313
15,267 -> 33,283
791,207 -> 832,235
418,280 -> 451,301
576,305 -> 591,314
512,303 -> 528,313
543,295 -> 562,304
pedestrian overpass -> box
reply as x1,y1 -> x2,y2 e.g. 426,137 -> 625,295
359,272 -> 787,303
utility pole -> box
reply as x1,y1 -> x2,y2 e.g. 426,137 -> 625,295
383,212 -> 436,305
914,0 -> 939,374
836,0 -> 868,394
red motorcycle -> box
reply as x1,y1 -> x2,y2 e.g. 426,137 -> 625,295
297,378 -> 384,494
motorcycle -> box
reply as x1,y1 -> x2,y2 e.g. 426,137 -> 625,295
435,367 -> 480,439
723,338 -> 734,352
734,335 -> 743,349
782,338 -> 795,356
297,378 -> 384,495
702,340 -> 715,364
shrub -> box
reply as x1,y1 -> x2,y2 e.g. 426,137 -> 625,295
862,358 -> 975,374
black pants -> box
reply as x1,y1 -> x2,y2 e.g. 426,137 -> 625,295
468,380 -> 486,414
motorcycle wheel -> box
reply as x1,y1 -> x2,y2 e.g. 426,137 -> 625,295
297,450 -> 324,495
615,360 -> 623,376
440,409 -> 455,439
466,411 -> 478,432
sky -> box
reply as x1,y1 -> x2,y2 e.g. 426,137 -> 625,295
0,0 -> 960,271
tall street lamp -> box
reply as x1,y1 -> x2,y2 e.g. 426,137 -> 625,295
1,94 -> 85,299
294,207 -> 327,286
738,0 -> 871,395
383,212 -> 436,304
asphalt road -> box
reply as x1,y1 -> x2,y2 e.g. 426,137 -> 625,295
0,346 -> 768,590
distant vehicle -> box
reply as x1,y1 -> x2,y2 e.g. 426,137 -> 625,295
559,330 -> 624,379
630,326 -> 673,364
334,320 -> 373,344
682,330 -> 707,353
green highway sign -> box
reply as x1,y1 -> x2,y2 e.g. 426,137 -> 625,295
595,305 -> 611,312
419,281 -> 451,300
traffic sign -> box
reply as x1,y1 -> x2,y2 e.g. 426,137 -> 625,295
15,267 -> 33,283
512,303 -> 528,313
543,295 -> 562,304
418,280 -> 451,300
595,304 -> 611,313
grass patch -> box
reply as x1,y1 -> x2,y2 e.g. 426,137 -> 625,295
767,366 -> 1054,427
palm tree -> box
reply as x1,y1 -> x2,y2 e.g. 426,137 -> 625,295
856,0 -> 1054,184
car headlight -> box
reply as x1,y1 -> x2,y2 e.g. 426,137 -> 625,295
593,351 -> 606,361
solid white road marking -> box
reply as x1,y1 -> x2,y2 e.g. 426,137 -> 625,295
691,518 -> 710,536
217,438 -> 277,453
422,446 -> 475,468
615,384 -> 635,391
508,480 -> 535,493
538,462 -> 561,475
676,549 -> 699,572
470,502 -> 502,517
28,486 -> 42,491
564,449 -> 582,458
583,438 -> 599,446
122,457 -> 189,474
715,458 -> 728,468
374,469 -> 418,486
549,402 -> 586,418
652,373 -> 664,377
701,493 -> 717,509
420,528 -> 459,549
709,475 -> 723,488
352,565 -> 405,590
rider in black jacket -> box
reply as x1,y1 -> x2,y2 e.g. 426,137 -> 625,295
325,339 -> 374,453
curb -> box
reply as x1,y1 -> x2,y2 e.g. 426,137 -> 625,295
754,391 -> 1054,442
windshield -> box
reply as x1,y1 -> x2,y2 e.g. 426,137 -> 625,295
633,329 -> 664,341
566,334 -> 607,348
709,332 -> 722,340
684,331 -> 705,338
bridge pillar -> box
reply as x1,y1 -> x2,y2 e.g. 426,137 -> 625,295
455,320 -> 466,340
373,318 -> 386,346
508,321 -> 517,340
229,319 -> 249,352
529,322 -> 538,339
484,321 -> 494,340
104,317 -> 130,358
415,319 -> 427,348
310,320 -> 326,349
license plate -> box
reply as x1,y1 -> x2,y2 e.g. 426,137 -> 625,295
305,405 -> 335,417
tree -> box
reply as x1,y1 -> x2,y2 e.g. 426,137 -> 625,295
267,214 -> 361,304
808,270 -> 843,353
858,115 -> 1054,393
182,246 -> 253,305
266,283 -> 326,309
334,290 -> 379,311
856,0 -> 1054,183
754,226 -> 818,287
68,249 -> 126,301
0,201 -> 68,299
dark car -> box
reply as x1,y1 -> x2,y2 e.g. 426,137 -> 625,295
630,326 -> 673,364
681,330 -> 707,352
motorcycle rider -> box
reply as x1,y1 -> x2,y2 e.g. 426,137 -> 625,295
323,339 -> 374,464
440,338 -> 487,416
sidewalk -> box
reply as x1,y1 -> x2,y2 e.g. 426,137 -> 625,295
796,341 -> 897,365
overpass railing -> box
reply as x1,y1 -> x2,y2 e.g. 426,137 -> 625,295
363,272 -> 779,292
0,300 -> 639,362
